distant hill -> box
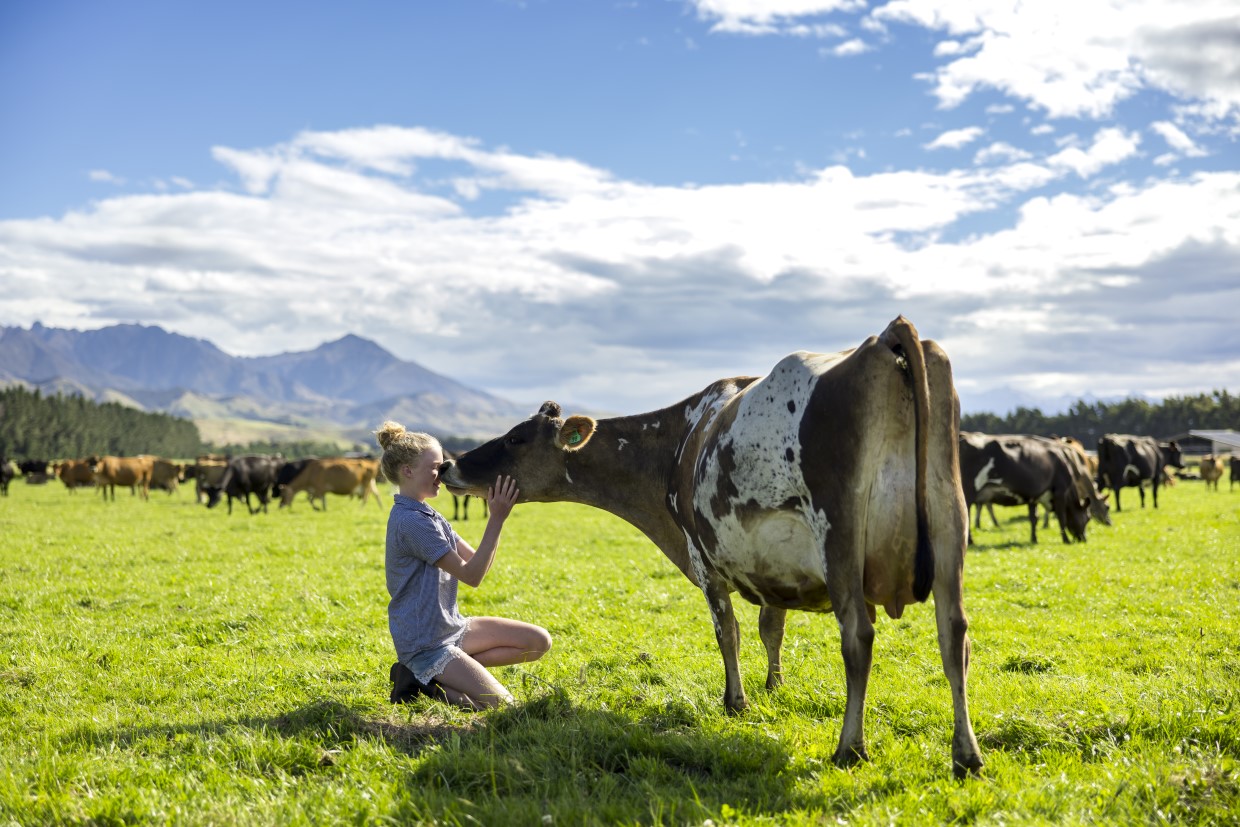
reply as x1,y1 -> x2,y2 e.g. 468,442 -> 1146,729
0,322 -> 528,442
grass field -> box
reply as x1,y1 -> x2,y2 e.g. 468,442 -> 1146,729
1,477 -> 1238,825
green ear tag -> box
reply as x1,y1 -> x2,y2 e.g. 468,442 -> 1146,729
568,431 -> 583,445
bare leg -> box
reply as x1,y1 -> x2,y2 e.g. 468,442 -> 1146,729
459,616 -> 552,667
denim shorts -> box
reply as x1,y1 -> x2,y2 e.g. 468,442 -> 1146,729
405,618 -> 472,684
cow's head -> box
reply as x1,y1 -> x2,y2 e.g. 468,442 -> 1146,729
440,402 -> 596,501
202,485 -> 224,509
1161,440 -> 1184,468
1086,491 -> 1111,527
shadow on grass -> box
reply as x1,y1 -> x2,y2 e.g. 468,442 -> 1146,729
65,689 -> 811,823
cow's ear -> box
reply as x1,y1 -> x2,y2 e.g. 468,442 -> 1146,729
556,415 -> 596,451
538,401 -> 563,418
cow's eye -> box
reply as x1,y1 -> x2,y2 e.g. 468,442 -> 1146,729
506,436 -> 523,446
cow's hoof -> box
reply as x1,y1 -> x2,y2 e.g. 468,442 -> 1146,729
831,744 -> 869,768
764,674 -> 783,691
724,697 -> 749,716
952,754 -> 984,779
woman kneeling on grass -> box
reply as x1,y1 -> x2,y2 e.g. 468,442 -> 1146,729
376,421 -> 552,709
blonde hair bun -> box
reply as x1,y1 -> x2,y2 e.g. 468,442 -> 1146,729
374,420 -> 407,450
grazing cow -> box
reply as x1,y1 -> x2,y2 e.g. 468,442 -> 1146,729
55,458 -> 97,492
91,456 -> 155,501
1096,435 -> 1184,511
147,458 -> 186,494
203,455 -> 281,514
279,457 -> 382,510
441,316 -> 983,777
960,433 -> 1110,544
1199,456 -> 1224,492
185,458 -> 228,503
0,458 -> 13,496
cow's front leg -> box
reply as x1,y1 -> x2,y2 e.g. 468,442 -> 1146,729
758,606 -> 786,690
701,576 -> 747,713
1027,503 -> 1038,544
828,571 -> 873,767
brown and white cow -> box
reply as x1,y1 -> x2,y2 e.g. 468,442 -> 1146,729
279,457 -> 382,510
1199,456 -> 1223,492
91,456 -> 155,501
442,316 -> 982,777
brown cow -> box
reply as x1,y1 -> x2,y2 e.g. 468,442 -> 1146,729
55,458 -> 97,492
279,457 -> 382,510
185,459 -> 228,503
91,456 -> 154,501
146,458 -> 186,494
1199,456 -> 1224,492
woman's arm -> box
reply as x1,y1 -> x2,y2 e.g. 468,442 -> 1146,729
434,476 -> 518,588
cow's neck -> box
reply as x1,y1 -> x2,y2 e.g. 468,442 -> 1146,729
560,408 -> 695,582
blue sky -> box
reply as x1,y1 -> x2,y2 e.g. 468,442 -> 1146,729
2,0 -> 1238,416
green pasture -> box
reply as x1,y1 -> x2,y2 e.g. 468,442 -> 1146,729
1,478 -> 1238,825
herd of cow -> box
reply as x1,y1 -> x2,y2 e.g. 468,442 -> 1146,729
959,432 -> 1234,546
0,453 -> 387,513
0,451 -> 491,519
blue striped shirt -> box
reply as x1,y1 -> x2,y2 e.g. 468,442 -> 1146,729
385,494 -> 466,660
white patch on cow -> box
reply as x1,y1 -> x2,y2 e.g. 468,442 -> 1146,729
617,438 -> 629,451
1123,463 -> 1140,481
974,457 -> 999,492
565,468 -> 573,485
690,352 -> 845,605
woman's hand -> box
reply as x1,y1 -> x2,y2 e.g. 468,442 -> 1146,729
486,475 -> 519,520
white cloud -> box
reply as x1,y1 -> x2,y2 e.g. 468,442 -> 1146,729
827,38 -> 871,56
88,170 -> 125,184
1046,127 -> 1140,177
1150,121 -> 1208,157
925,126 -> 984,150
974,142 -> 1031,164
692,1 -> 1240,124
689,0 -> 865,35
3,125 -> 1238,415
873,1 -> 1240,121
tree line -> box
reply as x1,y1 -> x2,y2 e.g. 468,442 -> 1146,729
960,390 -> 1239,444
0,386 -> 202,460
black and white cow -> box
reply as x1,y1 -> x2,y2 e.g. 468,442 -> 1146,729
959,433 -> 1111,544
442,316 -> 983,777
203,455 -> 281,515
1096,434 -> 1183,511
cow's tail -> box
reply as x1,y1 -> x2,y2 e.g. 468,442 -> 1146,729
886,315 -> 935,603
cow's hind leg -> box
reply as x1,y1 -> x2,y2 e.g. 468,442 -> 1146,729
828,569 -> 874,767
1027,503 -> 1038,544
933,560 -> 984,778
701,575 -> 747,713
758,606 -> 786,690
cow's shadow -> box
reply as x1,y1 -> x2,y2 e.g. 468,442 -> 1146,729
68,689 -> 828,822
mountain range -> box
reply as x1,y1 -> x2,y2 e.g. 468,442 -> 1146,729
0,322 -> 529,445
